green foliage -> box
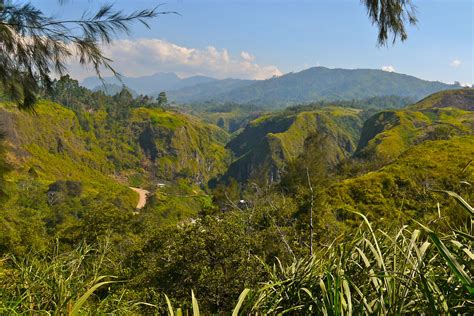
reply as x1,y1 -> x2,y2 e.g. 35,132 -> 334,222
3,197 -> 471,314
0,93 -> 231,256
0,88 -> 472,314
157,91 -> 168,107
329,137 -> 474,226
250,221 -> 472,314
0,239 -> 120,314
0,132 -> 9,203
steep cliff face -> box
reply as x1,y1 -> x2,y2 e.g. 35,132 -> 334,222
223,107 -> 364,183
130,108 -> 230,183
356,89 -> 474,162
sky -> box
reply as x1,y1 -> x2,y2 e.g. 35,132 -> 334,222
31,0 -> 473,85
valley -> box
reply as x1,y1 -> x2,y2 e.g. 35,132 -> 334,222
1,76 -> 472,230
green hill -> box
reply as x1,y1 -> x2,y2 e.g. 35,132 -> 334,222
356,89 -> 474,163
329,136 -> 473,225
412,88 -> 474,111
0,100 -> 133,203
0,100 -> 230,186
223,107 -> 364,183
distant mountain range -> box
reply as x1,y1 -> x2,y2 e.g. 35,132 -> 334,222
82,67 -> 459,106
82,72 -> 217,96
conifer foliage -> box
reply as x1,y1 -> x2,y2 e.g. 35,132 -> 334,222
0,0 -> 173,109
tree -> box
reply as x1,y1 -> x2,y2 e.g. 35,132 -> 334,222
0,1 -> 175,110
157,91 -> 168,107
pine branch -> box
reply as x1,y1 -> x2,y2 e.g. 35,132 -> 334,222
0,2 -> 176,110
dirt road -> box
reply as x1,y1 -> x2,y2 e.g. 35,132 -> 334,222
129,187 -> 150,209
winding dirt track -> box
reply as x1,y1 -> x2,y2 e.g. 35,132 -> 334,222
129,187 -> 149,209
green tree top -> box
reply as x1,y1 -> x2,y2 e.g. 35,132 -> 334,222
157,91 -> 168,107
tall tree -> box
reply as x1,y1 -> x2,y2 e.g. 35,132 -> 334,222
157,91 -> 168,107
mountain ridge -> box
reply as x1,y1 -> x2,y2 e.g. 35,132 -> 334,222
184,67 -> 456,106
83,67 -> 458,107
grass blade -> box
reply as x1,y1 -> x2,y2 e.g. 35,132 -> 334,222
426,229 -> 473,295
232,288 -> 250,316
191,290 -> 200,316
70,279 -> 117,316
431,190 -> 474,216
164,294 -> 174,316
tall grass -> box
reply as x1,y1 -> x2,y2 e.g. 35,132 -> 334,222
0,238 -> 122,314
144,191 -> 473,315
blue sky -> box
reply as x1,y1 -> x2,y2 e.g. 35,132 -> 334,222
33,0 -> 473,85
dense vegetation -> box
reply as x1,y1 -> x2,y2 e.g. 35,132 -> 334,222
0,76 -> 229,255
0,87 -> 472,313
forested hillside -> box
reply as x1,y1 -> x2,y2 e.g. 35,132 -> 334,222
81,67 -> 457,108
0,76 -> 231,254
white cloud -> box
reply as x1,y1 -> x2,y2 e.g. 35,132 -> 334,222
240,51 -> 255,62
450,59 -> 461,68
66,39 -> 282,80
381,65 -> 395,72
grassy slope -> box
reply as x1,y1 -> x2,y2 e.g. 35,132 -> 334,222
130,107 -> 230,182
0,101 -> 231,217
413,88 -> 474,111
